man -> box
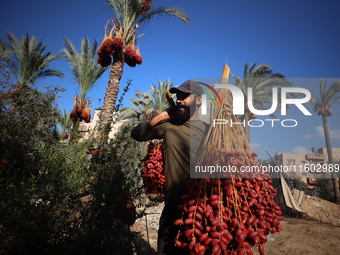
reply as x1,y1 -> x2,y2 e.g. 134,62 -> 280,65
131,80 -> 231,254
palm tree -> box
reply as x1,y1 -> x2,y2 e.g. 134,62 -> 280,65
58,109 -> 72,139
232,62 -> 292,142
0,32 -> 63,86
119,90 -> 154,120
0,39 -> 10,63
309,79 -> 340,204
61,37 -> 109,124
98,0 -> 190,130
150,77 -> 174,112
120,77 -> 174,120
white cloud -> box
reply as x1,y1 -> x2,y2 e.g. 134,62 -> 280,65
303,125 -> 340,142
250,143 -> 261,148
302,133 -> 315,139
292,146 -> 309,154
316,126 -> 324,137
329,129 -> 340,142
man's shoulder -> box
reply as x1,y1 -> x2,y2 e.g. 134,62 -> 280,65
190,120 -> 209,129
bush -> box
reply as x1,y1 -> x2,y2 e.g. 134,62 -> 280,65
316,178 -> 335,203
0,77 -> 147,254
286,178 -> 307,191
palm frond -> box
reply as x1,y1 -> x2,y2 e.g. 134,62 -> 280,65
310,79 -> 340,113
150,77 -> 174,112
138,6 -> 190,25
326,80 -> 340,105
3,32 -> 63,85
62,37 -> 109,100
236,62 -> 291,113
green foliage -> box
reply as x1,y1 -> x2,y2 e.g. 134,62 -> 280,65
120,90 -> 154,120
309,79 -> 340,113
316,178 -> 335,203
233,62 -> 292,111
58,109 -> 72,137
61,37 -> 109,101
105,0 -> 190,45
231,62 -> 292,142
0,32 -> 63,86
150,77 -> 174,112
0,76 -> 147,254
120,77 -> 174,120
286,178 -> 307,191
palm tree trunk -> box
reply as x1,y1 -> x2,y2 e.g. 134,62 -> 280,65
100,49 -> 125,131
322,114 -> 340,204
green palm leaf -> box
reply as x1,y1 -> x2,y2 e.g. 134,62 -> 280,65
62,37 -> 109,101
233,62 -> 291,141
1,32 -> 63,85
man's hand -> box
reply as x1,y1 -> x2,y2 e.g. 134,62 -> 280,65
222,101 -> 233,117
146,108 -> 172,126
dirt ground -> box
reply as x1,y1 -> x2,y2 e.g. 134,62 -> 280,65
130,194 -> 340,255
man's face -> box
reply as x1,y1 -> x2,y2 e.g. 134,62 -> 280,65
174,92 -> 197,121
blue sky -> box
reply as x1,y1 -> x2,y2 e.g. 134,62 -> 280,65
1,0 -> 339,159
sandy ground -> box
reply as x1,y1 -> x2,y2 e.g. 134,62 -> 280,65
130,194 -> 340,255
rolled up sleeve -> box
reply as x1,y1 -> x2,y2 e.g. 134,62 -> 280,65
131,120 -> 166,141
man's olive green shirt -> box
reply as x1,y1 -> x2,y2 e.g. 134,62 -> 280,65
131,120 -> 208,206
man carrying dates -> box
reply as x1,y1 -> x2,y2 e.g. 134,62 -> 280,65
131,80 -> 232,255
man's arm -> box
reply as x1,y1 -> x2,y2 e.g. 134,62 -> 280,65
131,110 -> 171,141
145,110 -> 170,126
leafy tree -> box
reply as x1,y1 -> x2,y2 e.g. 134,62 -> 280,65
316,178 -> 335,203
119,77 -> 174,120
232,62 -> 291,142
309,79 -> 340,204
288,178 -> 307,191
119,90 -> 154,120
0,40 -> 10,63
61,37 -> 108,102
61,37 -> 109,127
0,32 -> 63,86
0,74 -> 146,254
98,0 -> 190,130
58,109 -> 72,138
150,77 -> 174,112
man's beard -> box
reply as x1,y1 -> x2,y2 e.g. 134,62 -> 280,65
172,100 -> 196,124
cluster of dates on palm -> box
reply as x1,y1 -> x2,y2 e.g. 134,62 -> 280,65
97,25 -> 143,68
141,142 -> 165,194
317,106 -> 332,116
140,1 -> 151,15
70,95 -> 91,123
174,151 -> 283,255
96,28 -> 124,67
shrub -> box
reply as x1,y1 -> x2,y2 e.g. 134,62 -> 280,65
0,77 -> 147,254
316,178 -> 335,203
286,178 -> 307,191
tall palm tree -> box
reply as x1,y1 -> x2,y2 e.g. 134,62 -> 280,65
309,79 -> 340,204
232,62 -> 292,142
61,37 -> 109,123
150,77 -> 174,112
119,90 -> 154,120
0,32 -> 63,86
98,0 -> 190,129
